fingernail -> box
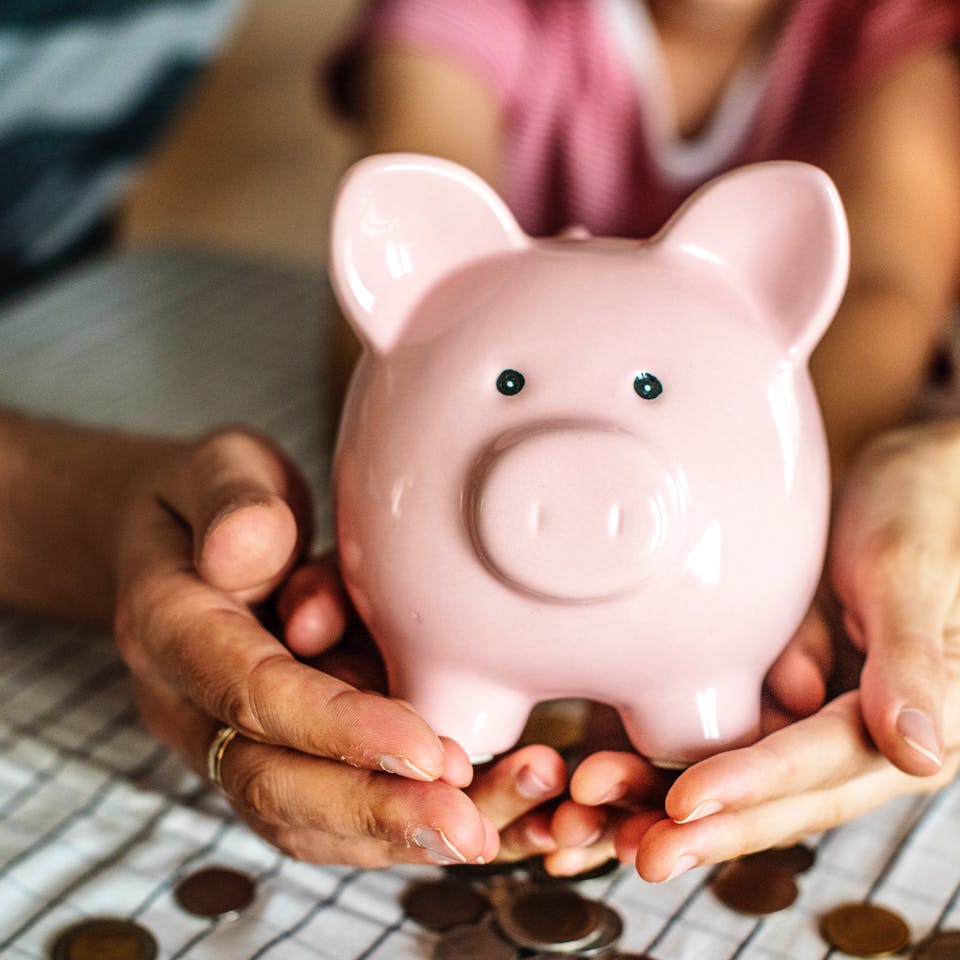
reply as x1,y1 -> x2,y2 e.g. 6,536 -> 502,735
575,825 -> 604,848
674,799 -> 723,824
516,764 -> 556,800
596,782 -> 627,805
525,821 -> 557,850
379,755 -> 437,781
666,854 -> 698,882
412,828 -> 468,863
896,708 -> 943,768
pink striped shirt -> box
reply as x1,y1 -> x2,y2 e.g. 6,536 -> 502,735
332,0 -> 960,238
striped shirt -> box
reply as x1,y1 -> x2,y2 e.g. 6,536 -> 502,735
0,0 -> 243,301
333,0 -> 960,239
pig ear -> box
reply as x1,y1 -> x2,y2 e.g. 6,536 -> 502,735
660,162 -> 849,362
329,153 -> 526,352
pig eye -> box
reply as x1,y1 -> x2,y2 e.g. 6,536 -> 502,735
496,369 -> 525,396
633,371 -> 663,400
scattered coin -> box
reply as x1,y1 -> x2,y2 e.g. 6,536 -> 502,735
402,878 -> 491,931
434,920 -> 518,960
913,929 -> 960,959
445,859 -> 520,881
711,859 -> 799,915
575,902 -> 625,957
526,855 -> 622,886
495,886 -> 604,953
51,917 -> 157,960
820,903 -> 911,958
173,865 -> 255,920
740,843 -> 816,875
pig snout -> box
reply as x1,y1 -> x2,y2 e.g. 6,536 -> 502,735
468,424 -> 684,601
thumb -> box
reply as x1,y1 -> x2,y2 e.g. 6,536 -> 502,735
834,531 -> 950,776
856,581 -> 947,776
160,429 -> 312,597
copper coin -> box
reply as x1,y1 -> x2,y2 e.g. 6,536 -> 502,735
445,859 -> 520,881
820,903 -> 911,958
402,878 -> 491,931
741,843 -> 816,875
51,918 -> 157,960
173,865 -> 255,919
495,886 -> 603,953
434,920 -> 518,960
711,860 -> 799,915
576,902 -> 624,957
913,930 -> 960,959
526,856 -> 622,885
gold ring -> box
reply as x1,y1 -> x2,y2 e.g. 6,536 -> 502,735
207,725 -> 239,790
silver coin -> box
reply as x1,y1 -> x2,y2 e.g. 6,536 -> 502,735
495,886 -> 604,953
51,917 -> 157,960
174,866 -> 255,919
402,878 -> 491,931
434,921 -> 519,960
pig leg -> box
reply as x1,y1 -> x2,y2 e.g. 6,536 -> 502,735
390,666 -> 535,763
617,674 -> 763,768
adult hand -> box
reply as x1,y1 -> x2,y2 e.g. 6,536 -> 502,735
555,420 -> 960,880
112,427 -> 496,867
280,558 -> 570,864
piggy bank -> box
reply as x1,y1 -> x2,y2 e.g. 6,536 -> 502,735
330,154 -> 848,766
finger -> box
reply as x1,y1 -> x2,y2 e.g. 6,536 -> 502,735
497,809 -> 558,861
121,579 -> 450,780
219,735 -> 491,864
160,429 -> 311,596
636,757 -> 958,882
664,692 -> 884,823
551,798 -> 609,849
280,558 -> 349,658
542,803 -> 623,876
438,737 -> 475,789
830,442 -> 960,775
764,602 -> 833,719
854,560 -> 950,774
257,810 -> 500,868
569,751 -> 670,809
116,496 -> 451,782
467,745 -> 566,829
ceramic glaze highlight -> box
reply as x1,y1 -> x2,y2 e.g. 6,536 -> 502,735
330,153 -> 848,765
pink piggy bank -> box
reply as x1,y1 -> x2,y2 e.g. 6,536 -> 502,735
330,154 -> 848,766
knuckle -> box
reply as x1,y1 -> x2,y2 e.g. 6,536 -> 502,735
220,652 -> 291,739
232,751 -> 288,824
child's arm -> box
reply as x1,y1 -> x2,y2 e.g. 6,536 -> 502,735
815,46 -> 960,482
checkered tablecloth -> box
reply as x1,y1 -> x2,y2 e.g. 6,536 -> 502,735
0,250 -> 958,959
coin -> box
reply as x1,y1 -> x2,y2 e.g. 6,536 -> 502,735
434,920 -> 518,960
173,865 -> 255,919
820,903 -> 911,958
575,902 -> 624,957
402,878 -> 491,931
741,843 -> 815,875
445,859 -> 520,881
495,886 -> 603,953
51,917 -> 157,960
711,860 -> 798,915
526,855 -> 622,885
913,929 -> 960,959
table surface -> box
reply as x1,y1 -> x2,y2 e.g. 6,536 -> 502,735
0,249 -> 958,960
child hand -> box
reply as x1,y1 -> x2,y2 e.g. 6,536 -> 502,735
555,420 -> 960,879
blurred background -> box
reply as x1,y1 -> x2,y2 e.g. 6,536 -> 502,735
118,0 -> 361,271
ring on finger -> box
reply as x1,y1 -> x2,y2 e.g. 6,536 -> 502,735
207,725 -> 239,791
